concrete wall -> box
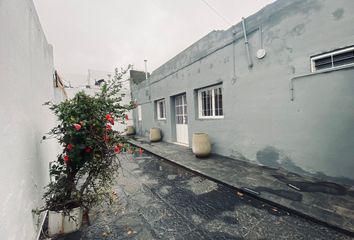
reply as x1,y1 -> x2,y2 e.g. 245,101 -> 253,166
132,0 -> 354,184
0,0 -> 59,239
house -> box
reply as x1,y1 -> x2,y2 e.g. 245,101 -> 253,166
131,0 -> 354,185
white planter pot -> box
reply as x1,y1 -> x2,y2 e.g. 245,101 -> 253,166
150,128 -> 161,142
192,133 -> 211,157
48,207 -> 83,237
126,126 -> 135,135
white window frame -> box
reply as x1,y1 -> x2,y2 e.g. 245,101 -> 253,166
198,85 -> 224,119
311,46 -> 354,72
137,105 -> 142,121
156,99 -> 166,120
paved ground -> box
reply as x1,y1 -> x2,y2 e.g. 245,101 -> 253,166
128,136 -> 354,234
55,152 -> 352,240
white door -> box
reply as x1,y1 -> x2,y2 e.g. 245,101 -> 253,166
175,94 -> 189,145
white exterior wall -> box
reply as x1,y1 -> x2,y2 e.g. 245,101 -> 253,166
0,0 -> 59,239
64,71 -> 134,132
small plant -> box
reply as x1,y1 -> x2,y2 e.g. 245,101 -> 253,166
36,66 -> 138,217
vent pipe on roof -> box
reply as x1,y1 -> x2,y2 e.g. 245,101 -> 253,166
144,60 -> 148,80
242,17 -> 253,68
144,59 -> 151,100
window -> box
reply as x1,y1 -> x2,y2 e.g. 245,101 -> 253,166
311,46 -> 354,72
198,85 -> 223,119
137,105 -> 142,121
156,99 -> 166,120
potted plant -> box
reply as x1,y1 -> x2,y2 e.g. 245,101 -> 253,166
34,67 -> 138,236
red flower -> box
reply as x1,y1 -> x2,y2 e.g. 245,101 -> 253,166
105,114 -> 112,120
63,155 -> 69,163
73,123 -> 81,131
118,143 -> 124,147
114,145 -> 121,153
139,148 -> 143,156
125,115 -> 129,120
66,144 -> 73,150
103,135 -> 110,142
85,147 -> 92,153
108,117 -> 114,125
105,114 -> 114,125
106,124 -> 112,131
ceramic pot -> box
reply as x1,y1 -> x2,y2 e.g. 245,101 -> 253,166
126,126 -> 135,135
150,128 -> 161,142
192,133 -> 211,157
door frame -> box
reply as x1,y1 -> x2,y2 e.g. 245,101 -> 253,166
171,93 -> 189,146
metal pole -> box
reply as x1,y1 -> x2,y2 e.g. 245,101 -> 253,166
242,17 -> 253,68
144,60 -> 148,80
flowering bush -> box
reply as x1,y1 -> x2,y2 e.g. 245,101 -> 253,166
39,67 -> 137,215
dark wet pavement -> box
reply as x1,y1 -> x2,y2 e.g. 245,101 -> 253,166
56,152 -> 352,240
128,137 -> 354,235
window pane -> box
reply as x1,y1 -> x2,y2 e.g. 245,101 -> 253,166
159,102 -> 164,118
214,88 -> 223,116
178,116 -> 183,124
199,86 -> 223,118
206,89 -> 212,116
162,102 -> 166,118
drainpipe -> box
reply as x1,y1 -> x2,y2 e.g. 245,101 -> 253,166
242,17 -> 253,68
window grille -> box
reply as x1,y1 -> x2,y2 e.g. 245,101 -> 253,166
311,46 -> 354,72
198,85 -> 223,119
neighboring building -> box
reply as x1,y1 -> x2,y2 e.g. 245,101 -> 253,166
0,0 -> 66,239
53,70 -> 69,102
131,0 -> 354,184
64,69 -> 134,132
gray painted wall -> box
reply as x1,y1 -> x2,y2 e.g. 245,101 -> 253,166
131,0 -> 354,184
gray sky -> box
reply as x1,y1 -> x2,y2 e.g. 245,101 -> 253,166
33,0 -> 275,76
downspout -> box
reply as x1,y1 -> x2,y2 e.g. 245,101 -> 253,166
242,17 -> 253,68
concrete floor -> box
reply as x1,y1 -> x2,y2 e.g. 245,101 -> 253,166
54,152 -> 352,240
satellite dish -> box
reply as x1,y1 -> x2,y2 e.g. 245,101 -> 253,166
256,49 -> 266,59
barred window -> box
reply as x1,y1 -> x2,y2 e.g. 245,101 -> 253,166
198,85 -> 223,119
311,46 -> 354,72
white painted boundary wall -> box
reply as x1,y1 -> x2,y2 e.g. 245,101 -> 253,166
65,72 -> 134,132
0,0 -> 59,239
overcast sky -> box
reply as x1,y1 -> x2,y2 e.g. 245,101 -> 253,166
33,0 -> 275,77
